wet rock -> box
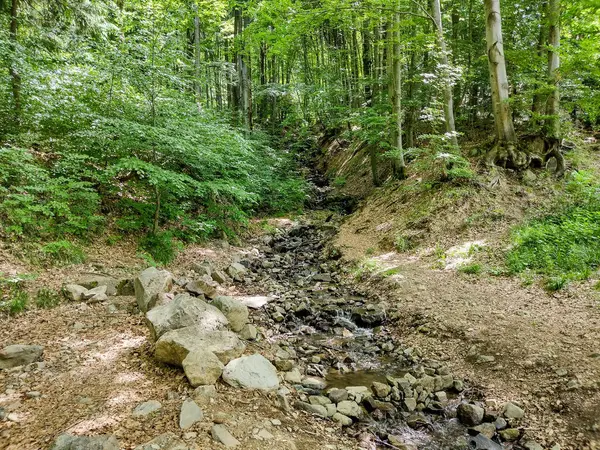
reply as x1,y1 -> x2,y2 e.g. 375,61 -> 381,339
133,432 -> 188,450
63,284 -> 87,302
351,305 -> 385,327
182,350 -> 224,387
226,263 -> 247,281
132,400 -> 162,418
502,402 -> 524,419
336,400 -> 362,419
135,267 -> 173,313
327,388 -> 348,404
363,397 -> 396,414
212,296 -> 249,332
238,323 -> 257,340
186,276 -> 218,299
494,417 -> 507,430
457,403 -> 484,426
406,413 -> 429,428
0,344 -> 44,369
74,274 -> 119,296
146,293 -> 228,340
50,434 -> 119,450
295,401 -> 328,418
467,434 -> 503,450
332,412 -> 353,426
211,424 -> 240,447
372,381 -> 391,398
192,385 -> 217,405
308,395 -> 331,406
403,398 -> 417,412
471,422 -> 496,439
388,435 -> 417,450
222,354 -> 279,390
523,441 -> 544,450
179,398 -> 203,429
155,327 -> 245,367
498,428 -> 520,441
302,377 -> 327,390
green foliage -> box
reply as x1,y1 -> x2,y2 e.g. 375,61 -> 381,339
139,232 -> 180,265
0,274 -> 31,316
507,171 -> 600,288
458,263 -> 482,275
35,288 -> 61,309
333,176 -> 347,188
36,240 -> 87,266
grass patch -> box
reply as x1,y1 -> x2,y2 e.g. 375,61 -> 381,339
458,263 -> 482,275
35,288 -> 61,309
507,171 -> 600,289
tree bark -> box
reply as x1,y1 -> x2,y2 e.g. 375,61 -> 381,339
9,0 -> 21,125
545,0 -> 560,139
431,0 -> 459,148
193,8 -> 202,111
391,7 -> 406,180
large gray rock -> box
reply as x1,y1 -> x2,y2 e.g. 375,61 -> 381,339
132,400 -> 162,418
225,263 -> 247,281
182,350 -> 224,387
457,403 -> 484,426
211,424 -> 240,448
337,400 -> 363,419
212,296 -> 249,332
0,344 -> 44,369
503,402 -> 525,419
133,432 -> 189,450
155,327 -> 245,367
145,293 -> 228,340
134,267 -> 173,313
179,398 -> 203,429
50,434 -> 119,450
73,274 -> 119,296
294,401 -> 328,417
63,284 -> 88,302
186,276 -> 218,299
222,354 -> 279,390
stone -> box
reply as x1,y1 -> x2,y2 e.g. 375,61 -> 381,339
294,401 -> 328,418
211,424 -> 240,448
212,296 -> 249,332
146,293 -> 228,340
186,276 -> 219,299
503,402 -> 525,419
274,359 -> 293,371
327,388 -> 348,404
372,381 -> 391,398
135,267 -> 173,313
182,350 -> 224,387
256,428 -> 274,440
238,324 -> 258,340
63,284 -> 88,302
332,412 -> 353,426
499,428 -> 520,441
192,385 -> 218,405
523,442 -> 544,450
82,285 -> 107,301
457,403 -> 484,426
388,435 -> 417,450
132,400 -> 162,418
302,377 -> 327,390
336,400 -> 362,419
403,398 -> 417,412
211,270 -> 228,285
192,261 -> 212,277
308,395 -> 331,406
133,432 -> 189,450
50,434 -> 119,450
116,279 -> 135,296
494,417 -> 507,430
284,368 -> 303,384
179,398 -> 203,429
74,275 -> 119,296
222,354 -> 279,390
472,422 -> 497,439
0,344 -> 44,369
467,434 -> 504,450
155,327 -> 245,367
226,263 -> 247,281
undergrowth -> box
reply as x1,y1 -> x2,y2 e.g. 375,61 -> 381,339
507,171 -> 600,290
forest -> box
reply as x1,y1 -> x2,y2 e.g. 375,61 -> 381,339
1,0 -> 600,449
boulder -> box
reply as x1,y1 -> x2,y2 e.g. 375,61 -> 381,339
135,267 -> 173,313
155,327 -> 245,367
467,434 -> 504,450
116,279 -> 135,296
328,388 -> 349,404
222,354 -> 279,390
0,344 -> 44,369
372,381 -> 391,398
191,261 -> 212,277
502,402 -> 525,419
238,324 -> 257,341
337,400 -> 363,419
225,263 -> 247,281
133,432 -> 189,450
73,274 -> 119,296
212,296 -> 249,332
82,285 -> 108,303
50,434 -> 119,450
146,293 -> 228,340
294,401 -> 328,418
132,400 -> 162,418
182,350 -> 224,387
211,270 -> 228,284
211,424 -> 240,448
63,284 -> 87,302
332,412 -> 353,426
186,276 -> 218,299
192,385 -> 218,405
457,403 -> 484,426
179,398 -> 203,430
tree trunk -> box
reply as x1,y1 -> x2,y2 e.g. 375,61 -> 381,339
193,8 -> 202,110
431,0 -> 459,148
9,0 -> 21,126
391,7 -> 406,180
362,20 -> 373,104
484,0 -> 524,168
545,0 -> 560,139
531,1 -> 548,121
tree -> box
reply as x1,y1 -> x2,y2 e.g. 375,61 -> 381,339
391,4 -> 406,180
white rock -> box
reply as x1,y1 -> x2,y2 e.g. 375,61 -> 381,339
179,398 -> 203,430
182,350 -> 224,387
222,354 -> 279,390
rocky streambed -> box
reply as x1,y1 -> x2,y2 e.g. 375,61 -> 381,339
0,219 -> 540,450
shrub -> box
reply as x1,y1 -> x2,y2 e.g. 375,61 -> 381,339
35,289 -> 61,309
139,232 -> 180,265
37,240 -> 87,266
458,263 -> 482,275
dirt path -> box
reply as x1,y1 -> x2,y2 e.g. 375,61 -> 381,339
345,249 -> 600,450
